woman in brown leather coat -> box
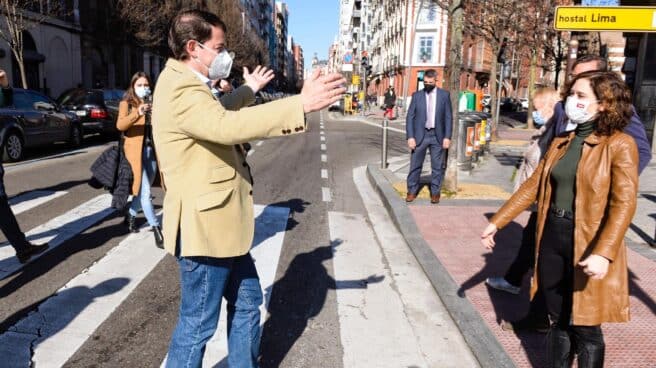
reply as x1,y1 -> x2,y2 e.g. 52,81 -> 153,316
116,72 -> 163,248
481,71 -> 638,368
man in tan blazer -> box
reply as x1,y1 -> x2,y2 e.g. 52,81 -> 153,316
153,10 -> 345,368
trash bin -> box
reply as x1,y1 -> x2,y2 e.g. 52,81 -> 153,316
465,91 -> 477,111
468,112 -> 491,155
457,113 -> 478,171
465,112 -> 482,163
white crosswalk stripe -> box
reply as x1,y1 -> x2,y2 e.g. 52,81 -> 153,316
8,190 -> 67,216
0,194 -> 115,279
0,196 -> 290,368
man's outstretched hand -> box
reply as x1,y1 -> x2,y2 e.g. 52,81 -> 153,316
243,66 -> 275,94
300,69 -> 346,113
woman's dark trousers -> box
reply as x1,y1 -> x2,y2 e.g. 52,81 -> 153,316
539,212 -> 604,368
0,194 -> 30,253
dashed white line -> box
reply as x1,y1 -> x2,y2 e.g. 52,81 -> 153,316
322,187 -> 332,202
320,136 -> 326,142
248,150 -> 255,156
321,154 -> 327,162
256,141 -> 263,147
321,144 -> 326,151
321,169 -> 328,179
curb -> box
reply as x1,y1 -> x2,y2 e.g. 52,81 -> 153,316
366,164 -> 516,368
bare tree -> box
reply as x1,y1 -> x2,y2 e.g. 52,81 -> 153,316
462,0 -> 526,139
0,0 -> 63,88
117,0 -> 269,82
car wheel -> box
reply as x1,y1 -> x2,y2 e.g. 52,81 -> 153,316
3,132 -> 24,162
69,125 -> 83,147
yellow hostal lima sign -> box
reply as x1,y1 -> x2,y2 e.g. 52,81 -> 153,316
554,6 -> 656,32
352,75 -> 360,85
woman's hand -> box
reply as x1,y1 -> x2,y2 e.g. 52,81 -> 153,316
481,223 -> 498,250
578,254 -> 610,280
138,103 -> 152,116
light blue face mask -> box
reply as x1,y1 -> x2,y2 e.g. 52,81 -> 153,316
532,110 -> 546,126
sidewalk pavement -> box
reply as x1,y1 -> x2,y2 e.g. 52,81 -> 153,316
365,121 -> 656,367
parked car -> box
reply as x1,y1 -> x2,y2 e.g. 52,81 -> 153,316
519,97 -> 529,110
0,88 -> 82,161
56,88 -> 124,138
500,97 -> 522,112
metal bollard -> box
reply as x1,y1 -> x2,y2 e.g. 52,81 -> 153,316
381,118 -> 389,169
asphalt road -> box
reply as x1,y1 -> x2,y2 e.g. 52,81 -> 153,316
0,110 -> 412,367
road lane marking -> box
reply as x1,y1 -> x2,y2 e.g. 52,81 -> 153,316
9,190 -> 67,215
248,150 -> 255,156
321,144 -> 327,151
159,205 -> 289,367
256,141 -> 263,146
348,167 -> 480,367
321,136 -> 326,142
322,187 -> 332,202
322,169 -> 328,179
0,194 -> 115,280
0,213 -> 166,368
321,154 -> 327,162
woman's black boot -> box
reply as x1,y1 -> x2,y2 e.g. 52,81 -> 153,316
573,326 -> 605,368
548,327 -> 573,368
124,213 -> 138,233
152,226 -> 164,249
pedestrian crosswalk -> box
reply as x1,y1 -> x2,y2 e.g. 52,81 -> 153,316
0,186 -> 292,368
0,161 -> 475,367
0,194 -> 115,280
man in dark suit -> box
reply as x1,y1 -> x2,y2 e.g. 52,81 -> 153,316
405,69 -> 452,204
0,69 -> 48,263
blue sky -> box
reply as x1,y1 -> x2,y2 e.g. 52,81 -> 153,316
284,0 -> 339,64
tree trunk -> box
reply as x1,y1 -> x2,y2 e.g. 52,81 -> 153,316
12,48 -> 28,89
489,56 -> 499,141
526,50 -> 538,130
443,0 -> 463,193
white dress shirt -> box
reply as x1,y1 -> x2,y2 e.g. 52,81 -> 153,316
425,88 -> 437,129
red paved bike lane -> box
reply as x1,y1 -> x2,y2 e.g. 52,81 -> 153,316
409,204 -> 656,368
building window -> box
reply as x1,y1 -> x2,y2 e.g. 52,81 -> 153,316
417,36 -> 434,63
418,4 -> 438,25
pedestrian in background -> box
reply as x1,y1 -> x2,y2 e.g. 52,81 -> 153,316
405,69 -> 452,204
482,71 -> 638,368
0,69 -> 48,263
116,71 -> 163,248
153,10 -> 345,367
383,85 -> 396,119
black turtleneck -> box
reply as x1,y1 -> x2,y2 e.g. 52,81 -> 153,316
550,122 -> 595,213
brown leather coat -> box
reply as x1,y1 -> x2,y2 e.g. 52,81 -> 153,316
116,100 -> 149,195
491,130 -> 638,326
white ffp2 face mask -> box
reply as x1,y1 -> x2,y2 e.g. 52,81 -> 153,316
565,95 -> 597,125
195,43 -> 233,80
135,86 -> 151,99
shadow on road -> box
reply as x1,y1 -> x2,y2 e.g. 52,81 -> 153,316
259,239 -> 383,368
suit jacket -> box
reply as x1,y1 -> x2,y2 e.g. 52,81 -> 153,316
152,58 -> 305,258
406,88 -> 452,146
